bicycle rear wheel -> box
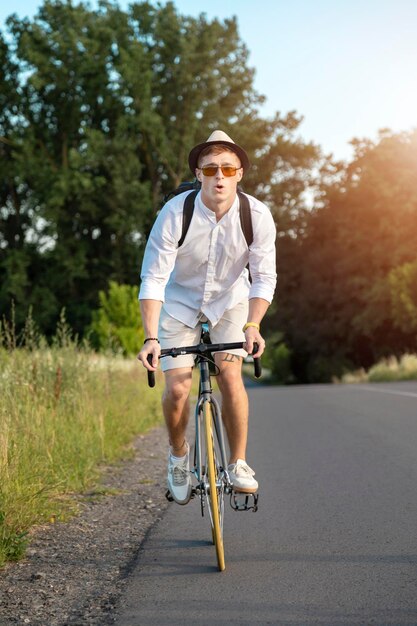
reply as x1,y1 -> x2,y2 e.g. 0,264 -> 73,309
203,400 -> 225,572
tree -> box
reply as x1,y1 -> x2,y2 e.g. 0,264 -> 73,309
2,1 -> 152,333
275,129 -> 417,382
389,260 -> 417,335
0,1 -> 321,337
0,30 -> 37,327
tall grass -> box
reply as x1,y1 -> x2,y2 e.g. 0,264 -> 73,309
339,353 -> 417,384
0,315 -> 163,566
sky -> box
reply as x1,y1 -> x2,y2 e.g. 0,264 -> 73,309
1,0 -> 417,161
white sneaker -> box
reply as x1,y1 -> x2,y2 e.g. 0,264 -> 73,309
228,459 -> 258,493
167,443 -> 192,505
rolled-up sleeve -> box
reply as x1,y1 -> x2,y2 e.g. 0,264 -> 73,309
139,204 -> 180,301
248,207 -> 277,302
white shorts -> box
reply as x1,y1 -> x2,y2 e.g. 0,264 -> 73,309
158,301 -> 249,372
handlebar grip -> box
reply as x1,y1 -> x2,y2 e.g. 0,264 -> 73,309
147,354 -> 155,388
252,343 -> 262,379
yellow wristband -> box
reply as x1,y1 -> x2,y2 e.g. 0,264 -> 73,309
243,322 -> 260,332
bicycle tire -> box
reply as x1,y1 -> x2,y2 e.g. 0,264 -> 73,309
203,400 -> 225,572
210,400 -> 226,541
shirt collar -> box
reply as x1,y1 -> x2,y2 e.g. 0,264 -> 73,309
196,191 -> 240,222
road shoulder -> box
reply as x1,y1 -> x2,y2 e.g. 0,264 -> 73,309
0,425 -> 169,626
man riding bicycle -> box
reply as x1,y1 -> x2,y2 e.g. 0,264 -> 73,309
138,130 -> 276,504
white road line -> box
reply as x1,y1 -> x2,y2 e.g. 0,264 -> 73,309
353,385 -> 417,399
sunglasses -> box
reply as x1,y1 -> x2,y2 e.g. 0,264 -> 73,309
199,165 -> 241,177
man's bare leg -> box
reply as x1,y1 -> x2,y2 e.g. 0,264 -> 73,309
214,353 -> 249,463
162,367 -> 193,457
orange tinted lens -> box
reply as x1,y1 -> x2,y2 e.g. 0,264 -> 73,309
200,166 -> 238,176
221,166 -> 237,176
201,166 -> 218,176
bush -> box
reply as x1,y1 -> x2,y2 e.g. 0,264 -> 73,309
339,353 -> 417,383
306,354 -> 352,384
89,282 -> 144,355
270,343 -> 292,383
263,335 -> 293,384
368,353 -> 417,382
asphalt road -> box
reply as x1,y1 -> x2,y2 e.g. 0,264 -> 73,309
116,381 -> 417,626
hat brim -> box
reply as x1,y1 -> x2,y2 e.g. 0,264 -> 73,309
188,140 -> 250,174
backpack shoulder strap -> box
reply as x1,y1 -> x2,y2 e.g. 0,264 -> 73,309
237,191 -> 253,247
178,189 -> 198,247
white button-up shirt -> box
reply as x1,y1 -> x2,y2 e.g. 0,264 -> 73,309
139,191 -> 277,328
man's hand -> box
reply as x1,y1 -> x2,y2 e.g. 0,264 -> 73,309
243,327 -> 265,358
137,339 -> 161,371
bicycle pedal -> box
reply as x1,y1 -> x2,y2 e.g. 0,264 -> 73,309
165,489 -> 174,502
230,491 -> 259,512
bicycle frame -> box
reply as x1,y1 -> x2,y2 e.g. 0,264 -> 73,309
193,354 -> 231,506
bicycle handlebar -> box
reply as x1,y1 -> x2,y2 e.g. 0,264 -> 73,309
146,341 -> 262,387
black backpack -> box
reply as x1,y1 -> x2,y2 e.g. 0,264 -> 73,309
163,181 -> 253,248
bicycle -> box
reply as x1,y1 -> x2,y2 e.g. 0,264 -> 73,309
146,324 -> 261,572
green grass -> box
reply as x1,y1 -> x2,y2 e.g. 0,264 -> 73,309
0,344 -> 163,567
339,353 -> 417,384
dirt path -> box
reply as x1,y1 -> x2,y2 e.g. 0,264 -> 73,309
0,425 -> 169,625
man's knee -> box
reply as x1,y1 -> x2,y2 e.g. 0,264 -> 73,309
217,362 -> 244,394
163,368 -> 192,404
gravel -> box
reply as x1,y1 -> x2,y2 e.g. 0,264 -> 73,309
0,425 -> 170,625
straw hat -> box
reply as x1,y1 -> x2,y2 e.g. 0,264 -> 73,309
188,130 -> 250,173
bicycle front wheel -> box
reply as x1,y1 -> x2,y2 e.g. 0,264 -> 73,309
203,400 -> 225,572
